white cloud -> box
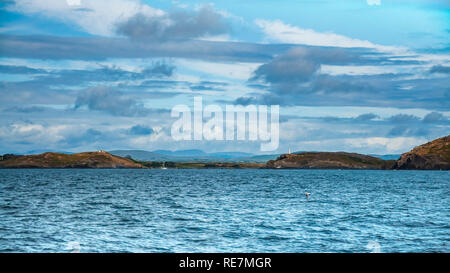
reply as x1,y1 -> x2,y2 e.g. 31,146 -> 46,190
9,0 -> 164,36
288,136 -> 426,154
367,0 -> 381,6
255,19 -> 375,48
0,123 -> 68,144
345,137 -> 426,153
319,65 -> 418,76
197,34 -> 233,42
255,19 -> 405,54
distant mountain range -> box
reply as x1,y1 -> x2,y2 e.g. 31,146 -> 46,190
109,149 -> 278,163
109,149 -> 400,163
152,149 -> 253,158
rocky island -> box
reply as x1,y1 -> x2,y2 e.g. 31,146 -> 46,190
267,135 -> 449,170
393,135 -> 450,170
0,151 -> 144,169
266,152 -> 394,169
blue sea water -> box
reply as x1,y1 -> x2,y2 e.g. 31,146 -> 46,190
0,169 -> 448,253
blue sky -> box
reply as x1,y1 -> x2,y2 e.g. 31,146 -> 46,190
0,0 -> 449,155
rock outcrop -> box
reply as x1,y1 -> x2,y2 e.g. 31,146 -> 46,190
393,135 -> 450,170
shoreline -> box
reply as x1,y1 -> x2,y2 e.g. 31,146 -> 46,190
0,167 -> 448,171
1,135 -> 448,170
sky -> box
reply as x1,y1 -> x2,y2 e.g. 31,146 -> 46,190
0,0 -> 449,155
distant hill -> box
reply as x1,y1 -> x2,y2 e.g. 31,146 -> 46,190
291,151 -> 400,160
110,150 -> 215,162
208,152 -> 254,158
267,152 -> 395,169
0,151 -> 144,168
109,149 -> 399,164
109,150 -> 174,162
394,135 -> 450,170
109,149 -> 271,162
234,154 -> 279,163
152,149 -> 208,157
152,149 -> 253,159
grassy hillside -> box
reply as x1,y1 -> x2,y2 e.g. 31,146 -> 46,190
394,135 -> 450,170
267,152 -> 395,169
0,151 -> 144,168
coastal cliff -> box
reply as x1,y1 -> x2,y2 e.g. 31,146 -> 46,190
393,135 -> 450,170
0,151 -> 145,169
266,152 -> 394,169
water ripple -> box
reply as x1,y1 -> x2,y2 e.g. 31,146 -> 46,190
0,169 -> 448,253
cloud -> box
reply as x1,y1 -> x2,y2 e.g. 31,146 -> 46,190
248,46 -> 400,93
255,19 -> 395,50
423,112 -> 447,123
29,62 -> 174,86
3,106 -> 48,113
67,128 -> 103,144
116,5 -> 230,41
8,0 -> 164,36
0,34 -> 280,62
0,72 -> 183,108
1,1 -> 449,155
0,62 -> 176,107
388,114 -> 421,124
251,48 -> 321,84
188,80 -> 228,91
244,73 -> 449,110
74,86 -> 149,116
430,65 -> 450,74
382,113 -> 448,137
249,45 -> 410,83
0,64 -> 47,74
243,45 -> 449,110
142,61 -> 175,77
0,123 -> 69,152
127,125 -> 154,135
345,137 -> 426,154
388,126 -> 428,137
355,113 -> 379,121
232,96 -> 259,106
367,0 -> 381,6
0,81 -> 77,105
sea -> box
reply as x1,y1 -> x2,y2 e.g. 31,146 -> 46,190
0,169 -> 448,253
